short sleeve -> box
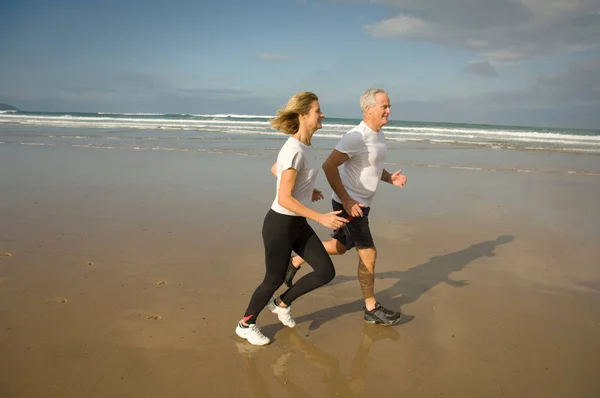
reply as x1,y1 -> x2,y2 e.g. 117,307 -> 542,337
335,130 -> 363,158
278,147 -> 304,172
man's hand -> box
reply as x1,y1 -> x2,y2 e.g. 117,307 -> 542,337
390,170 -> 407,187
342,199 -> 365,217
312,188 -> 324,202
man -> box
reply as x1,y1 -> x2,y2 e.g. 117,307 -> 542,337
285,88 -> 407,325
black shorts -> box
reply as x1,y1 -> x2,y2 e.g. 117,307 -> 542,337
331,199 -> 374,250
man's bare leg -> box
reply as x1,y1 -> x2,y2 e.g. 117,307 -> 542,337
356,247 -> 402,324
291,239 -> 346,268
356,247 -> 377,311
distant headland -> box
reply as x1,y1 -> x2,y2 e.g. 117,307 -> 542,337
0,104 -> 20,111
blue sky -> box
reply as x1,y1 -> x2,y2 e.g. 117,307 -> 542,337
1,0 -> 599,128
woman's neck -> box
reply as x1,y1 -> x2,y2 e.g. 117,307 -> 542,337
293,126 -> 312,146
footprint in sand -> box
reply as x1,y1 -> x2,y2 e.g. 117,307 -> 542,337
85,261 -> 95,267
155,280 -> 167,286
124,310 -> 162,321
49,297 -> 68,304
0,252 -> 12,258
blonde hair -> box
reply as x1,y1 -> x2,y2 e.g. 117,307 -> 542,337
271,91 -> 319,135
360,88 -> 387,114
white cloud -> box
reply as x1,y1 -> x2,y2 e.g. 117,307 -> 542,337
467,60 -> 600,110
465,39 -> 489,49
356,0 -> 600,62
530,60 -> 600,106
364,14 -> 428,38
464,60 -> 499,77
257,52 -> 291,62
383,60 -> 600,128
484,49 -> 527,63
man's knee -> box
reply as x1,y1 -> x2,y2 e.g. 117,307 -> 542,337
334,240 -> 347,255
325,239 -> 346,255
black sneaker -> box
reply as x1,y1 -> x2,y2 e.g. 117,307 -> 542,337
363,302 -> 402,325
284,257 -> 300,288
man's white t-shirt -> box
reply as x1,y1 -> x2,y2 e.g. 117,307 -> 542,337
271,137 -> 319,216
332,121 -> 387,206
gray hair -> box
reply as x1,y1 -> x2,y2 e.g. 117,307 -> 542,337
360,88 -> 388,114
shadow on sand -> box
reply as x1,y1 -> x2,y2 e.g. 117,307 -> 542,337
264,235 -> 514,335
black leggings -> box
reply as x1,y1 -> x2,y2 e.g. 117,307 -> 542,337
243,209 -> 335,324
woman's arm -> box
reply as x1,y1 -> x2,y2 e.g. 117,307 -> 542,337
278,168 -> 347,229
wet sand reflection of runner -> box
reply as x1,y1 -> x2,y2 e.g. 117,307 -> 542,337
236,324 -> 400,397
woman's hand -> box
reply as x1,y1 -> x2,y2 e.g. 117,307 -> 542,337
317,210 -> 349,230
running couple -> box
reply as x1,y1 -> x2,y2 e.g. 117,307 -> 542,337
236,88 -> 408,346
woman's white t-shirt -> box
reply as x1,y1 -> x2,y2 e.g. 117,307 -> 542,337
271,137 -> 319,216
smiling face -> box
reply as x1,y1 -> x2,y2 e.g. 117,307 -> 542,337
364,92 -> 391,131
301,100 -> 325,134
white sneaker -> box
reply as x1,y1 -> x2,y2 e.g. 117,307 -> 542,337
267,298 -> 296,328
236,322 -> 271,346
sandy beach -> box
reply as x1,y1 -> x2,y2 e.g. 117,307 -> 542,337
1,144 -> 599,397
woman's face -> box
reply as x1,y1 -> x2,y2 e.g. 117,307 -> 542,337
302,100 -> 324,133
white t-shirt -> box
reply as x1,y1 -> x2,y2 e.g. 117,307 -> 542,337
271,137 -> 319,216
332,121 -> 387,206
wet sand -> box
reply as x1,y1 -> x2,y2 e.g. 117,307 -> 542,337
1,145 -> 599,397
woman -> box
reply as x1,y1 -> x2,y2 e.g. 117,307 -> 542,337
236,92 -> 348,345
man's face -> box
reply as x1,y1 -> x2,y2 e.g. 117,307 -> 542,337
367,93 -> 391,130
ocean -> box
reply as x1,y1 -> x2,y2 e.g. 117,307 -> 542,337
1,110 -> 599,175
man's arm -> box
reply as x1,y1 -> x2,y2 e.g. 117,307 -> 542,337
380,169 -> 392,184
322,150 -> 351,202
322,150 -> 365,217
381,168 -> 407,187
